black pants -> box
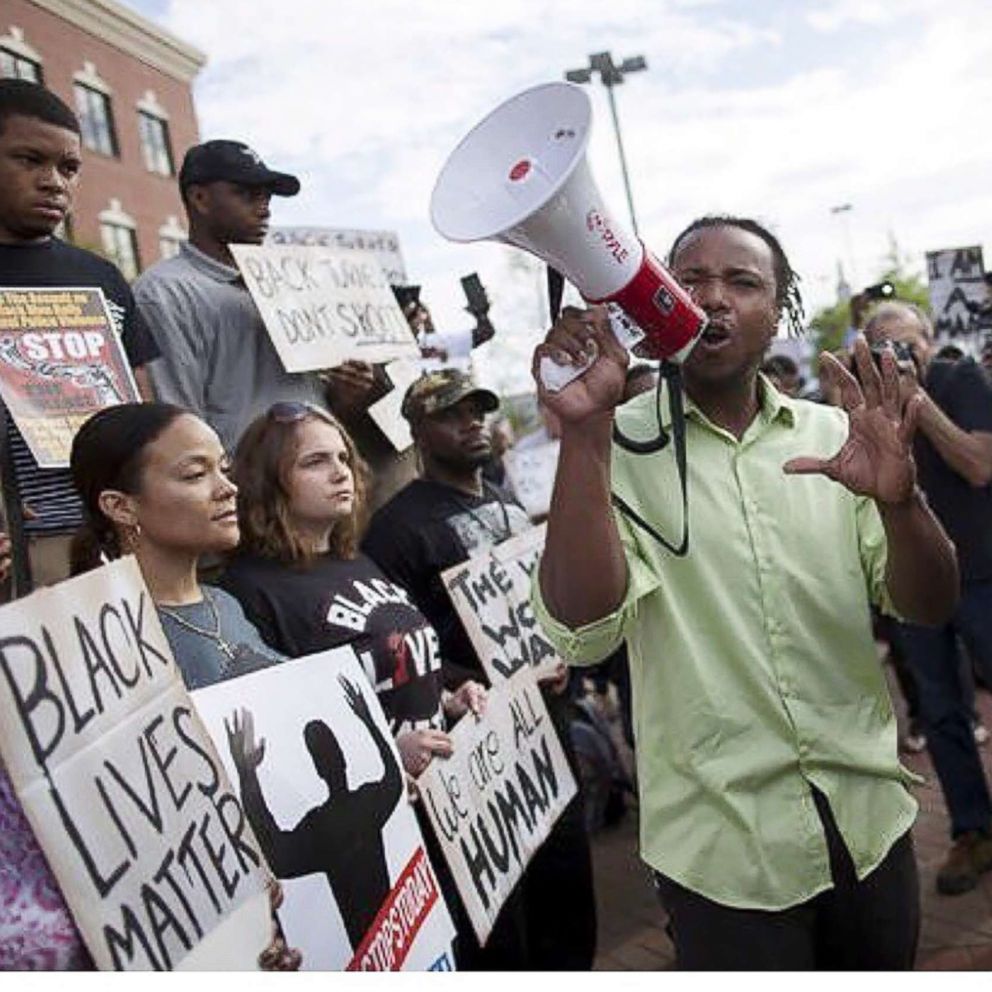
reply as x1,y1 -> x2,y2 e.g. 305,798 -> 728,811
653,789 -> 919,970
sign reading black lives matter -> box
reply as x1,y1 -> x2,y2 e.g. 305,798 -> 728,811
231,244 -> 420,373
268,226 -> 409,286
926,245 -> 990,344
418,668 -> 577,945
192,647 -> 457,971
441,524 -> 562,685
0,287 -> 140,468
0,557 -> 272,970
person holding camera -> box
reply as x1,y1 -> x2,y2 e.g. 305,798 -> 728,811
865,301 -> 992,896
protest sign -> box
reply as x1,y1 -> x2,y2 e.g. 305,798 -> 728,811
441,524 -> 560,685
0,556 -> 271,970
367,357 -> 421,452
503,440 -> 560,519
418,668 -> 577,945
926,245 -> 989,345
0,287 -> 139,468
231,244 -> 421,372
269,226 -> 409,286
192,647 -> 456,971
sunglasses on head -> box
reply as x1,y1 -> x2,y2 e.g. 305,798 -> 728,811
267,401 -> 312,424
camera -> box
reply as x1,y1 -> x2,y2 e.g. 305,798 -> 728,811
862,281 -> 896,302
848,340 -> 914,388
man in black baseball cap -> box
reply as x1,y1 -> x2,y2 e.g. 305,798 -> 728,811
134,138 -> 379,455
178,139 -> 300,197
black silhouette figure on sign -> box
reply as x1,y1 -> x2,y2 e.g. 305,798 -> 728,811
227,676 -> 403,950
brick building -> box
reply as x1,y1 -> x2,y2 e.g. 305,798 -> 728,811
0,0 -> 204,276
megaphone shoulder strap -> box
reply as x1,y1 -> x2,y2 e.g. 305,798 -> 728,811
611,362 -> 690,558
545,267 -> 690,559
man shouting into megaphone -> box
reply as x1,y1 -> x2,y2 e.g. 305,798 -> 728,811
531,215 -> 958,971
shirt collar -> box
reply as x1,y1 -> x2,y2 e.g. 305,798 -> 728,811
646,371 -> 797,433
179,241 -> 243,284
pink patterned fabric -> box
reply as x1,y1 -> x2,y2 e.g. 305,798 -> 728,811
0,762 -> 90,970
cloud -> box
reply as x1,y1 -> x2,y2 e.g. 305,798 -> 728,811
133,0 -> 992,393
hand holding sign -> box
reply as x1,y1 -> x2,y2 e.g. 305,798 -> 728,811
397,728 -> 454,777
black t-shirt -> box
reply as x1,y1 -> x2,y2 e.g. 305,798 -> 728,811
220,550 -> 445,734
361,478 -> 531,688
0,239 -> 159,533
916,357 -> 992,582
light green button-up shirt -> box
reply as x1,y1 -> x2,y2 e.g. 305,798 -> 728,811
532,377 -> 918,910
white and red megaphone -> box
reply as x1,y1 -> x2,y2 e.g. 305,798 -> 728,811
430,81 -> 706,389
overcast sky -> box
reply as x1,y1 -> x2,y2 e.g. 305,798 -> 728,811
128,0 -> 992,394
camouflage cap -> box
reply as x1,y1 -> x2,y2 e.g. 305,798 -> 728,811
401,368 -> 499,424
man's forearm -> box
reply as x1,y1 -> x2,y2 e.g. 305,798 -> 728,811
539,414 -> 627,628
917,393 -> 992,487
880,489 -> 958,625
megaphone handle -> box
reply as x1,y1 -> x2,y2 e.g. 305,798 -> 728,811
539,305 -> 642,393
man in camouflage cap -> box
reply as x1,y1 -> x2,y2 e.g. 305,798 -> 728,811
362,368 -> 598,969
400,367 -> 499,425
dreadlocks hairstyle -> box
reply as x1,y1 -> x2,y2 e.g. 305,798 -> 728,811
668,215 -> 806,337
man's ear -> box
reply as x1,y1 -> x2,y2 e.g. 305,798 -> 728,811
185,184 -> 210,220
97,490 -> 138,529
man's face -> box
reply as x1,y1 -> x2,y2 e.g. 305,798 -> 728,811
188,180 -> 272,245
416,395 -> 492,470
863,308 -> 932,369
0,114 -> 81,242
671,225 -> 780,390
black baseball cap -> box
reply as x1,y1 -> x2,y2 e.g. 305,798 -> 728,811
178,140 -> 300,196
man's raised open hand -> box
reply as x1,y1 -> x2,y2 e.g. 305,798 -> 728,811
784,336 -> 922,504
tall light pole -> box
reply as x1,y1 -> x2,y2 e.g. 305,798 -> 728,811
565,51 -> 647,237
830,202 -> 857,288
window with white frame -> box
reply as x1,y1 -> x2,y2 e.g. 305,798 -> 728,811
74,65 -> 117,157
0,46 -> 40,82
138,110 -> 173,176
0,28 -> 42,82
158,215 -> 186,259
99,200 -> 140,280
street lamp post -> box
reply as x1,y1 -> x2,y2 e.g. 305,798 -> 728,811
830,202 -> 857,287
565,51 -> 647,237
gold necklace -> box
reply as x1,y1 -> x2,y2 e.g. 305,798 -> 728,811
158,589 -> 237,661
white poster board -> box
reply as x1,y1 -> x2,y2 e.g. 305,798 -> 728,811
417,668 -> 576,945
0,557 -> 271,971
926,245 -> 989,346
503,441 -> 560,520
441,525 -> 560,685
192,647 -> 456,971
231,244 -> 420,372
269,226 -> 408,286
367,358 -> 421,452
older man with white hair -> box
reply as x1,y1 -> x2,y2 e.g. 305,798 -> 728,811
865,300 -> 992,896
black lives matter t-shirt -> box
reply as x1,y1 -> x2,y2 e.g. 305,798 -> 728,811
220,551 -> 445,734
362,478 -> 532,688
916,357 -> 992,582
0,239 -> 159,533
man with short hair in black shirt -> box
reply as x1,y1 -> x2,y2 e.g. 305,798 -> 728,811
363,368 -> 598,971
866,301 -> 992,895
0,80 -> 158,588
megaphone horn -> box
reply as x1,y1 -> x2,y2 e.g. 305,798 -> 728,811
430,82 -> 706,385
